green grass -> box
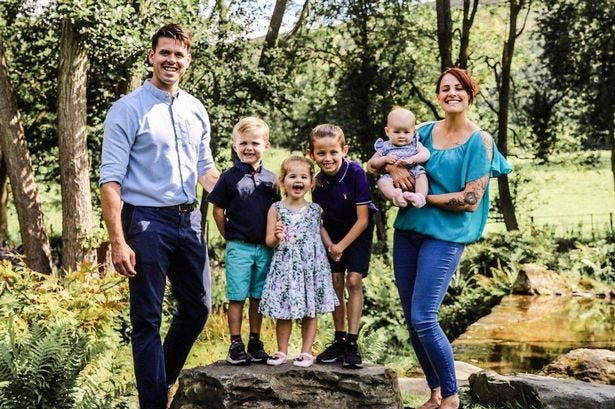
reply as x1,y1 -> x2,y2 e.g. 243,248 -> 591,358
496,151 -> 615,236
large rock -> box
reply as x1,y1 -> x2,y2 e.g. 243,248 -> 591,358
512,264 -> 571,295
398,360 -> 483,394
540,348 -> 615,385
469,371 -> 615,409
171,361 -> 403,409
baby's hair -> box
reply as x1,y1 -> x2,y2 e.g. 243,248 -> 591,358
232,116 -> 270,142
388,106 -> 416,126
308,123 -> 346,152
279,155 -> 315,194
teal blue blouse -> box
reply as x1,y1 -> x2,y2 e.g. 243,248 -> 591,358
394,121 -> 512,244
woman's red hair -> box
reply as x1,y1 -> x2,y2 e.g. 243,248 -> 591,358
435,68 -> 479,104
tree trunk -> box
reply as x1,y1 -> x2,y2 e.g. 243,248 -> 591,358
57,19 -> 94,272
458,0 -> 479,69
610,115 -> 615,191
258,0 -> 289,71
436,0 -> 453,72
496,0 -> 524,231
288,0 -> 310,37
0,32 -> 53,273
116,63 -> 145,97
0,155 -> 8,243
116,0 -> 148,97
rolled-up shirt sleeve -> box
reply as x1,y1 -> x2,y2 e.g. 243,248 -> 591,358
99,101 -> 137,186
197,107 -> 215,177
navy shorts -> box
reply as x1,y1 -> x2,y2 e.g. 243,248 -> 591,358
327,219 -> 375,276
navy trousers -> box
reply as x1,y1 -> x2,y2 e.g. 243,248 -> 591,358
122,205 -> 210,409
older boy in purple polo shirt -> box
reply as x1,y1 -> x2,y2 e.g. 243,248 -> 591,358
309,123 -> 378,368
208,117 -> 280,365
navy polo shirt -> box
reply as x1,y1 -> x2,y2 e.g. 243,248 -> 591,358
312,159 -> 378,236
208,161 -> 280,244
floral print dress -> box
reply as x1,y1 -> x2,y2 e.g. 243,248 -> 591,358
259,202 -> 338,320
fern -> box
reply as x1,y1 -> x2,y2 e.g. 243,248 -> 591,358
0,319 -> 91,409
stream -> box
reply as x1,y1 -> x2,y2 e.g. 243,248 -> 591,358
452,295 -> 615,374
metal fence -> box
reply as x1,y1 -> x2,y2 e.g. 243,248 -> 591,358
488,212 -> 614,239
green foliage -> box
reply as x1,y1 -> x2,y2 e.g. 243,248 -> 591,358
0,262 -> 133,407
0,319 -> 91,409
537,0 -> 615,149
362,256 -> 410,352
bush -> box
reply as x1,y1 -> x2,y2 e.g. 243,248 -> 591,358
0,262 -> 133,407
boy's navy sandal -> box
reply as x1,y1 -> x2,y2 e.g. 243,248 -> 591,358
226,340 -> 251,365
316,338 -> 346,363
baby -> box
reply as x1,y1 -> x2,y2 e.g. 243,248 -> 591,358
367,107 -> 429,207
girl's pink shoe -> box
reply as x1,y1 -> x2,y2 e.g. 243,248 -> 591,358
293,352 -> 315,367
266,351 -> 287,366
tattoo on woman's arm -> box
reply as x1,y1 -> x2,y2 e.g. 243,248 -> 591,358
464,191 -> 478,205
480,131 -> 494,161
463,176 -> 488,206
446,196 -> 467,208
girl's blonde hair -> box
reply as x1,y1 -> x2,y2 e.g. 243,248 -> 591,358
308,123 -> 346,151
279,155 -> 315,195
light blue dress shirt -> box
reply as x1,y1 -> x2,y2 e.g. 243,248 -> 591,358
99,80 -> 214,206
394,121 -> 512,243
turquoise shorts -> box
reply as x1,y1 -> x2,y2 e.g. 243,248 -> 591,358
225,240 -> 272,301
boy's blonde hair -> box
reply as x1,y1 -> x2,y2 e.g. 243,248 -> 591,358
308,123 -> 346,151
232,117 -> 270,142
387,106 -> 416,126
279,155 -> 314,195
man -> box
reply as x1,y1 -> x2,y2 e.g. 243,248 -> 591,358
99,24 -> 219,409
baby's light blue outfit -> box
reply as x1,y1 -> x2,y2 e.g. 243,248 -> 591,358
374,136 -> 426,179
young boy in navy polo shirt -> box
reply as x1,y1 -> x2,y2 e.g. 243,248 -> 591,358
208,117 -> 280,365
308,123 -> 378,368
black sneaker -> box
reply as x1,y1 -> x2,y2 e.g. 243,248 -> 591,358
247,338 -> 269,363
316,338 -> 346,363
343,341 -> 363,368
226,341 -> 251,365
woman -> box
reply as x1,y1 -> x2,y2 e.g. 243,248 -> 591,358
389,68 -> 512,409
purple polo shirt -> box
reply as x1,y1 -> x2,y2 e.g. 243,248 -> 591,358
207,161 -> 280,244
312,159 -> 378,236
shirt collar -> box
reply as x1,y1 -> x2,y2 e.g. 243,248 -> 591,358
234,160 -> 262,174
320,158 -> 350,184
143,79 -> 181,102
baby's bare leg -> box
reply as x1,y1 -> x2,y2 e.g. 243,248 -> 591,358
377,177 -> 408,207
403,173 -> 427,208
414,173 -> 428,197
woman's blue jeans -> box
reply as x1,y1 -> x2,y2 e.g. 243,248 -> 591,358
393,229 -> 464,397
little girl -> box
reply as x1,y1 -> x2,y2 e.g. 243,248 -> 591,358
259,155 -> 338,368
